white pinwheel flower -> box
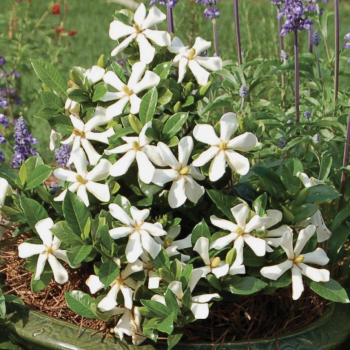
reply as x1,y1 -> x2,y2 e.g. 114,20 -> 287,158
105,121 -> 165,184
101,62 -> 160,119
189,237 -> 229,291
210,203 -> 272,275
152,136 -> 205,208
261,225 -> 330,300
65,86 -> 80,116
18,218 -> 77,284
86,259 -> 144,311
109,3 -> 171,63
296,172 -> 332,242
168,36 -> 222,86
54,148 -> 111,207
0,178 -> 12,240
193,113 -> 258,181
109,203 -> 167,263
152,281 -> 220,320
84,65 -> 105,85
154,225 -> 192,262
62,107 -> 114,166
110,306 -> 146,345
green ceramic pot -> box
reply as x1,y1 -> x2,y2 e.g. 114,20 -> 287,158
5,303 -> 350,350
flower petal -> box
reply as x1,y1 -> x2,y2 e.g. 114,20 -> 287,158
86,182 -> 110,203
177,57 -> 189,83
133,70 -> 160,94
212,264 -> 229,278
158,142 -> 180,169
81,139 -> 102,166
34,253 -> 48,281
192,293 -> 220,303
109,203 -> 134,226
178,136 -> 193,166
120,285 -> 134,309
110,151 -> 135,177
265,225 -> 293,238
230,203 -> 249,229
296,172 -> 313,188
84,107 -> 108,130
130,206 -> 150,224
210,215 -> 238,232
168,281 -> 184,300
302,248 -> 329,266
225,149 -> 250,176
192,146 -> 218,167
85,128 -> 114,145
311,210 -> 332,243
126,232 -> 143,263
106,96 -> 130,119
141,6 -> 167,29
291,265 -> 304,300
169,177 -> 187,208
142,145 -> 167,167
189,165 -> 205,181
137,151 -> 155,184
227,132 -> 258,152
18,243 -> 45,258
35,218 -> 54,246
193,237 -> 210,265
136,35 -> 156,64
265,210 -> 283,229
114,309 -> 133,338
195,56 -> 222,72
244,234 -> 266,257
72,148 -> 88,177
48,254 -> 68,284
245,215 -> 271,233
188,267 -> 211,292
122,260 -> 144,279
144,29 -> 171,47
209,151 -> 226,182
299,263 -> 330,282
168,36 -> 186,54
220,113 -> 239,141
85,65 -> 105,85
134,3 -> 147,26
193,37 -> 212,55
109,21 -> 135,41
184,176 -> 205,204
129,94 -> 142,115
152,169 -> 178,186
111,33 -> 137,57
140,230 -> 161,259
173,234 -> 192,249
105,143 -> 132,155
110,226 -> 134,240
260,260 -> 293,280
86,159 -> 111,181
294,225 -> 316,256
141,222 -> 166,237
86,275 -> 105,294
77,185 -> 89,207
210,232 -> 237,250
103,71 -> 125,92
280,230 -> 294,260
229,236 -> 246,275
98,285 -> 119,312
188,59 -> 210,86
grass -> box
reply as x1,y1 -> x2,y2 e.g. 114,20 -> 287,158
0,0 -> 350,162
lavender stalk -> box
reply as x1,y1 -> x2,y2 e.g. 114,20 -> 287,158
212,19 -> 220,56
233,0 -> 242,65
334,0 -> 339,102
339,111 -> 350,211
294,31 -> 300,123
167,6 -> 174,34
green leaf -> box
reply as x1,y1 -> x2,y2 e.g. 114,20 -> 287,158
51,221 -> 84,245
0,165 -> 21,188
114,195 -> 132,216
306,278 -> 350,303
306,185 -> 341,203
167,332 -> 184,350
252,166 -> 285,199
165,289 -> 179,315
128,114 -> 143,134
292,203 -> 318,222
207,189 -> 238,221
31,266 -> 52,293
141,299 -> 170,318
328,224 -> 350,260
153,61 -> 172,80
223,276 -> 267,295
92,85 -> 108,102
19,162 -> 28,186
25,164 -> 53,190
20,197 -> 48,232
4,294 -> 25,305
252,193 -> 267,216
25,156 -> 44,175
162,112 -> 188,138
41,91 -> 63,110
67,245 -> 93,265
111,61 -> 127,84
0,289 -> 6,318
98,259 -> 120,287
139,87 -> 158,125
31,59 -> 68,96
138,177 -> 162,198
68,89 -> 89,103
226,247 -> 237,266
65,291 -> 97,318
280,165 -> 300,196
319,155 -> 333,181
63,191 -> 91,235
157,313 -> 175,334
191,219 -> 211,245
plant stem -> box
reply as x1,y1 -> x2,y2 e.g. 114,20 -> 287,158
277,7 -> 286,108
339,110 -> 350,211
294,31 -> 300,123
316,46 -> 322,79
309,25 -> 313,54
1,67 -> 14,121
167,6 -> 174,34
233,0 -> 242,65
212,19 -> 220,57
334,0 -> 340,102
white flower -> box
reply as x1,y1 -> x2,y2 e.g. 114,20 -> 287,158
101,62 -> 160,119
152,137 -> 205,208
109,203 -> 167,263
296,172 -> 332,242
192,113 -> 258,181
210,203 -> 272,275
84,65 -> 105,85
154,225 -> 192,262
260,225 -> 330,300
152,281 -> 220,320
0,178 -> 11,240
136,253 -> 162,290
169,36 -> 222,85
50,130 -> 60,151
110,306 -> 146,345
260,210 -> 293,253
86,259 -> 144,311
62,107 -> 114,166
54,148 -> 111,207
109,3 -> 171,63
18,218 -> 76,284
189,237 -> 229,291
65,86 -> 80,116
105,122 -> 165,184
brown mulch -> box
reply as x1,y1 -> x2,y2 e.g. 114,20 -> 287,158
0,231 -> 327,345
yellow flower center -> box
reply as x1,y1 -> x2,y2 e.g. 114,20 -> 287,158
188,48 -> 196,60
133,23 -> 142,34
236,227 -> 244,236
179,166 -> 190,175
76,175 -> 87,184
73,129 -> 85,138
132,141 -> 141,151
122,85 -> 133,96
294,255 -> 305,264
211,257 -> 221,268
219,141 -> 227,150
164,237 -> 174,248
46,246 -> 53,255
145,261 -> 153,271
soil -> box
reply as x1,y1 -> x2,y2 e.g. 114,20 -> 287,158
1,231 -> 327,346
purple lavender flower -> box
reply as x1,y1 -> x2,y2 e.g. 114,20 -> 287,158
11,71 -> 20,78
0,133 -> 6,144
279,139 -> 287,149
344,30 -> 350,63
304,110 -> 312,119
0,98 -> 8,108
0,114 -> 9,128
271,0 -> 285,5
278,0 -> 313,36
13,97 -> 22,106
149,0 -> 179,8
12,117 -> 39,169
0,151 -> 4,162
0,56 -> 5,66
239,85 -> 249,98
204,6 -> 220,19
312,30 -> 321,46
55,144 -> 71,168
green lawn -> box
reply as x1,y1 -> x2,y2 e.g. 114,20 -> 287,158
0,0 -> 350,162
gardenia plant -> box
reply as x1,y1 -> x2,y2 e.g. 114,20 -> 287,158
0,2 -> 349,350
